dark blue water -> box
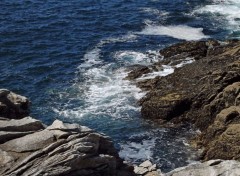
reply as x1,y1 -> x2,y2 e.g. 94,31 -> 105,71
1,0 -> 239,172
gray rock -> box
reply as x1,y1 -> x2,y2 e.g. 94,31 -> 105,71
1,129 -> 55,152
0,131 -> 33,144
165,160 -> 240,176
148,164 -> 157,172
47,119 -> 93,132
134,166 -> 149,175
0,116 -> 44,132
0,119 -> 134,176
140,160 -> 153,168
0,89 -> 30,119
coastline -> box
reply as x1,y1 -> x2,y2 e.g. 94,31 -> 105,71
0,39 -> 240,175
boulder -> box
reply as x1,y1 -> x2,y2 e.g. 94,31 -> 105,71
0,89 -> 30,119
0,119 -> 134,176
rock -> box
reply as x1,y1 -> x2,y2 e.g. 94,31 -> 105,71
165,160 -> 240,176
141,93 -> 191,121
0,89 -> 30,119
127,40 -> 240,161
1,129 -> 56,152
134,166 -> 149,175
0,116 -> 44,132
126,65 -> 151,80
134,160 -> 160,176
159,41 -> 208,59
0,131 -> 33,144
140,160 -> 153,168
148,164 -> 157,172
47,119 -> 92,132
0,118 -> 135,176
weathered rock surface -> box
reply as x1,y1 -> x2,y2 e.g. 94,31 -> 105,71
165,160 -> 240,176
134,160 -> 162,176
0,90 -> 134,176
127,40 -> 240,161
0,89 -> 30,119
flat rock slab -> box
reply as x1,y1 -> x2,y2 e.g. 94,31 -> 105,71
0,131 -> 33,144
1,130 -> 55,152
0,116 -> 44,132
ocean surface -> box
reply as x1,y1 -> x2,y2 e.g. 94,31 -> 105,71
1,0 -> 239,172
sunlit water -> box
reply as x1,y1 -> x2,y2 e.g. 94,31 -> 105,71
0,0 -> 239,172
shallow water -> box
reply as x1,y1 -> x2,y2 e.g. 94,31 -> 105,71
1,0 -> 239,172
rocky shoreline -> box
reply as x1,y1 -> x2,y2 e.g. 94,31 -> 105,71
0,39 -> 240,175
127,39 -> 240,162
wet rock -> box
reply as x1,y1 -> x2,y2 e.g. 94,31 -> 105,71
127,40 -> 240,161
159,41 -> 208,59
126,65 -> 151,80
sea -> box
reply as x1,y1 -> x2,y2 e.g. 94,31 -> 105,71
0,0 -> 239,172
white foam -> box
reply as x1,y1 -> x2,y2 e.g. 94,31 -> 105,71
194,0 -> 240,37
137,25 -> 209,41
55,49 -> 160,119
119,138 -> 156,162
98,34 -> 137,47
114,50 -> 162,65
137,65 -> 174,80
78,48 -> 102,70
137,57 -> 195,81
175,57 -> 195,68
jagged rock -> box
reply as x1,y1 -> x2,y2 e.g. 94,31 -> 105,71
165,160 -> 240,176
159,41 -> 208,59
0,119 -> 134,176
141,93 -> 191,122
126,65 -> 151,80
127,40 -> 240,161
0,89 -> 30,119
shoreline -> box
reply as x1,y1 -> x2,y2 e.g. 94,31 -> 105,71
0,39 -> 240,175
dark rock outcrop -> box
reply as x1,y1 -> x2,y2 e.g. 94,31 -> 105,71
127,40 -> 240,161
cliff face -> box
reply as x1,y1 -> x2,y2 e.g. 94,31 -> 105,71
0,90 -> 134,176
127,39 -> 240,162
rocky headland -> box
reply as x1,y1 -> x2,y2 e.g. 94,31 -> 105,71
1,39 -> 240,176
